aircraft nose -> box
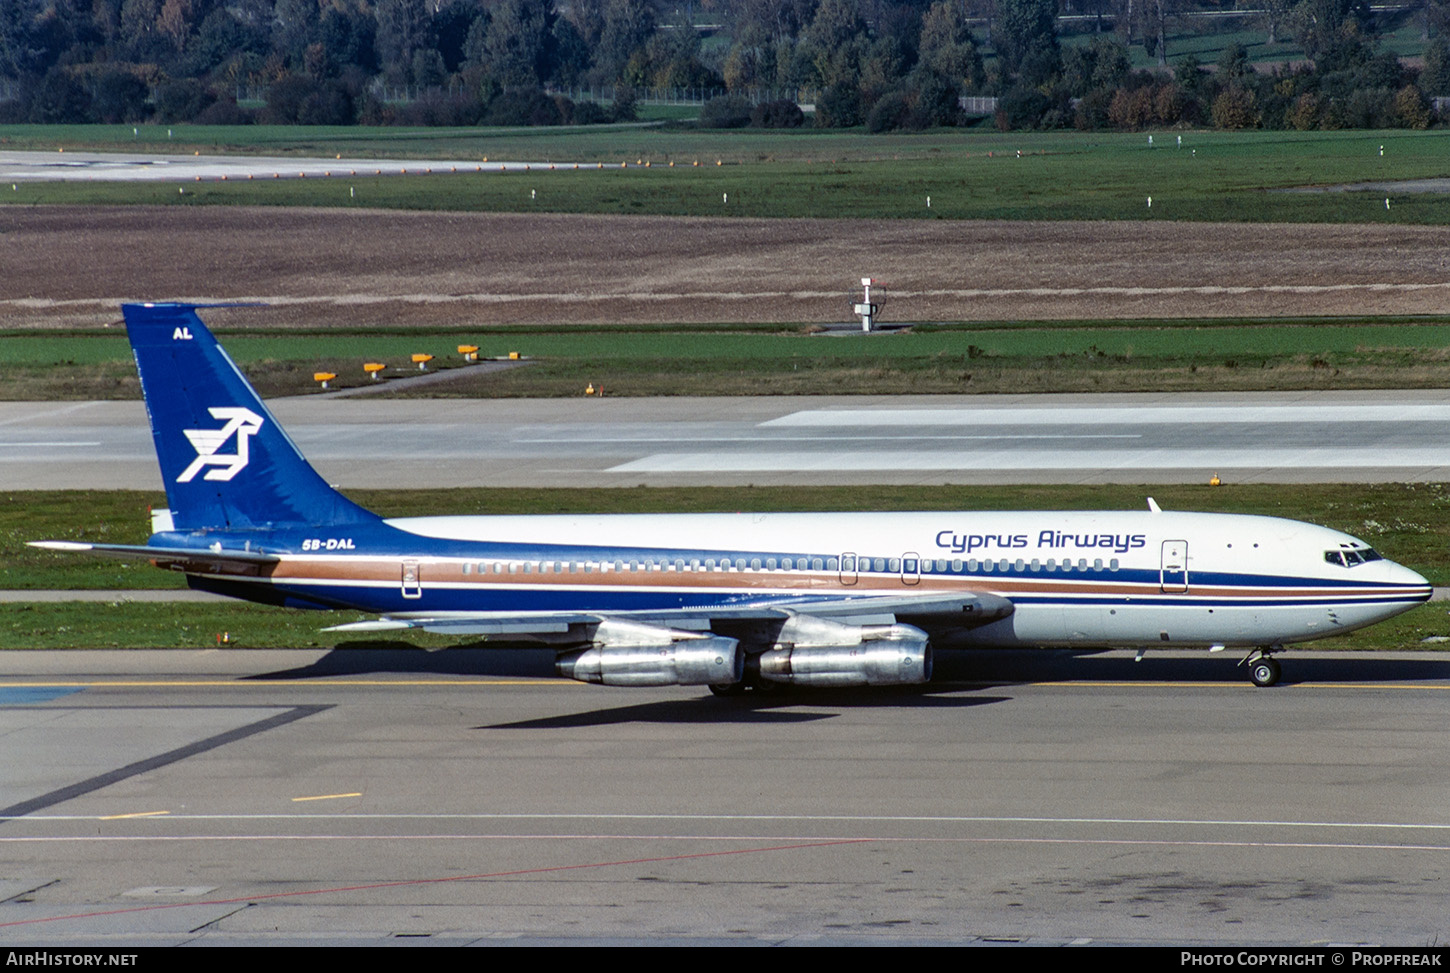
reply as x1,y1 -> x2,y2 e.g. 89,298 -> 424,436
1387,560 -> 1433,601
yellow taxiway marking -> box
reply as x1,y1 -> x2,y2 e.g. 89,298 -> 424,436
99,810 -> 170,820
292,793 -> 362,803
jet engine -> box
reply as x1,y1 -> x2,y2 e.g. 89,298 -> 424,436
555,619 -> 743,687
751,615 -> 932,687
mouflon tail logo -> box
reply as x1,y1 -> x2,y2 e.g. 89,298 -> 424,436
178,407 -> 264,482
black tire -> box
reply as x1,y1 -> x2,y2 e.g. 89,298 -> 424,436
1249,657 -> 1281,688
708,683 -> 746,697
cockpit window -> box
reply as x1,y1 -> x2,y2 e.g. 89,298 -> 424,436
1325,548 -> 1383,568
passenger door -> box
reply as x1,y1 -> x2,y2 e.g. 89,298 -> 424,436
1160,541 -> 1188,593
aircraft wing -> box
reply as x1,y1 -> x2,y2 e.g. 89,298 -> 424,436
323,590 -> 1014,637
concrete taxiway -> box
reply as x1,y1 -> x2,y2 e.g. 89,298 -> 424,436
6,389 -> 1450,489
0,149 -> 551,183
1,648 -> 1448,945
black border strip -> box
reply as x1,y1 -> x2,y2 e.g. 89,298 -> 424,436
0,704 -> 332,820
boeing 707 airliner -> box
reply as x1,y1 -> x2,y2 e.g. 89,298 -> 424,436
31,304 -> 1432,691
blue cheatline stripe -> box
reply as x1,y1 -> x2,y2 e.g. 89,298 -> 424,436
197,574 -> 1429,615
0,687 -> 85,705
278,549 -> 1420,593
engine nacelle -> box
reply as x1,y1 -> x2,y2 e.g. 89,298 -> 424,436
557,635 -> 743,687
756,622 -> 932,687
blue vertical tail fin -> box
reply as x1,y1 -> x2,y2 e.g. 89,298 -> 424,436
124,303 -> 379,531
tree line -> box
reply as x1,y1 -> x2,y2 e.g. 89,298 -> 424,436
1,0 -> 1446,129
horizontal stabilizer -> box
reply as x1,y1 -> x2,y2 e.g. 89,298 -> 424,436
28,540 -> 279,567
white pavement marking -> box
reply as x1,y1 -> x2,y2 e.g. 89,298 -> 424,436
608,448 -> 1450,473
764,405 -> 1450,426
0,402 -> 105,429
516,434 -> 1143,443
18,811 -> 1450,829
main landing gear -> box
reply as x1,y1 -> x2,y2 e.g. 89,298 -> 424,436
708,677 -> 781,697
1242,647 -> 1283,687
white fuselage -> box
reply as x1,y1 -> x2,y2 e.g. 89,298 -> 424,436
343,509 -> 1431,649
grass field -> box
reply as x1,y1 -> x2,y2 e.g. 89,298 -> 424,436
3,127 -> 1448,224
7,317 -> 1450,398
6,483 -> 1449,650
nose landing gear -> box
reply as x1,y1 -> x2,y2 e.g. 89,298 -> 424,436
1242,647 -> 1283,687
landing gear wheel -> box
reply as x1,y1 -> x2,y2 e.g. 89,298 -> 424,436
708,682 -> 747,697
1249,656 -> 1281,688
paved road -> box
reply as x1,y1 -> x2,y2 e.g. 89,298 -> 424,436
7,390 -> 1450,489
0,149 -> 557,183
1,648 -> 1448,945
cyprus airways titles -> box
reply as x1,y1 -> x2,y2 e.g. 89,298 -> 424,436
936,529 -> 1147,555
29,304 -> 1431,693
